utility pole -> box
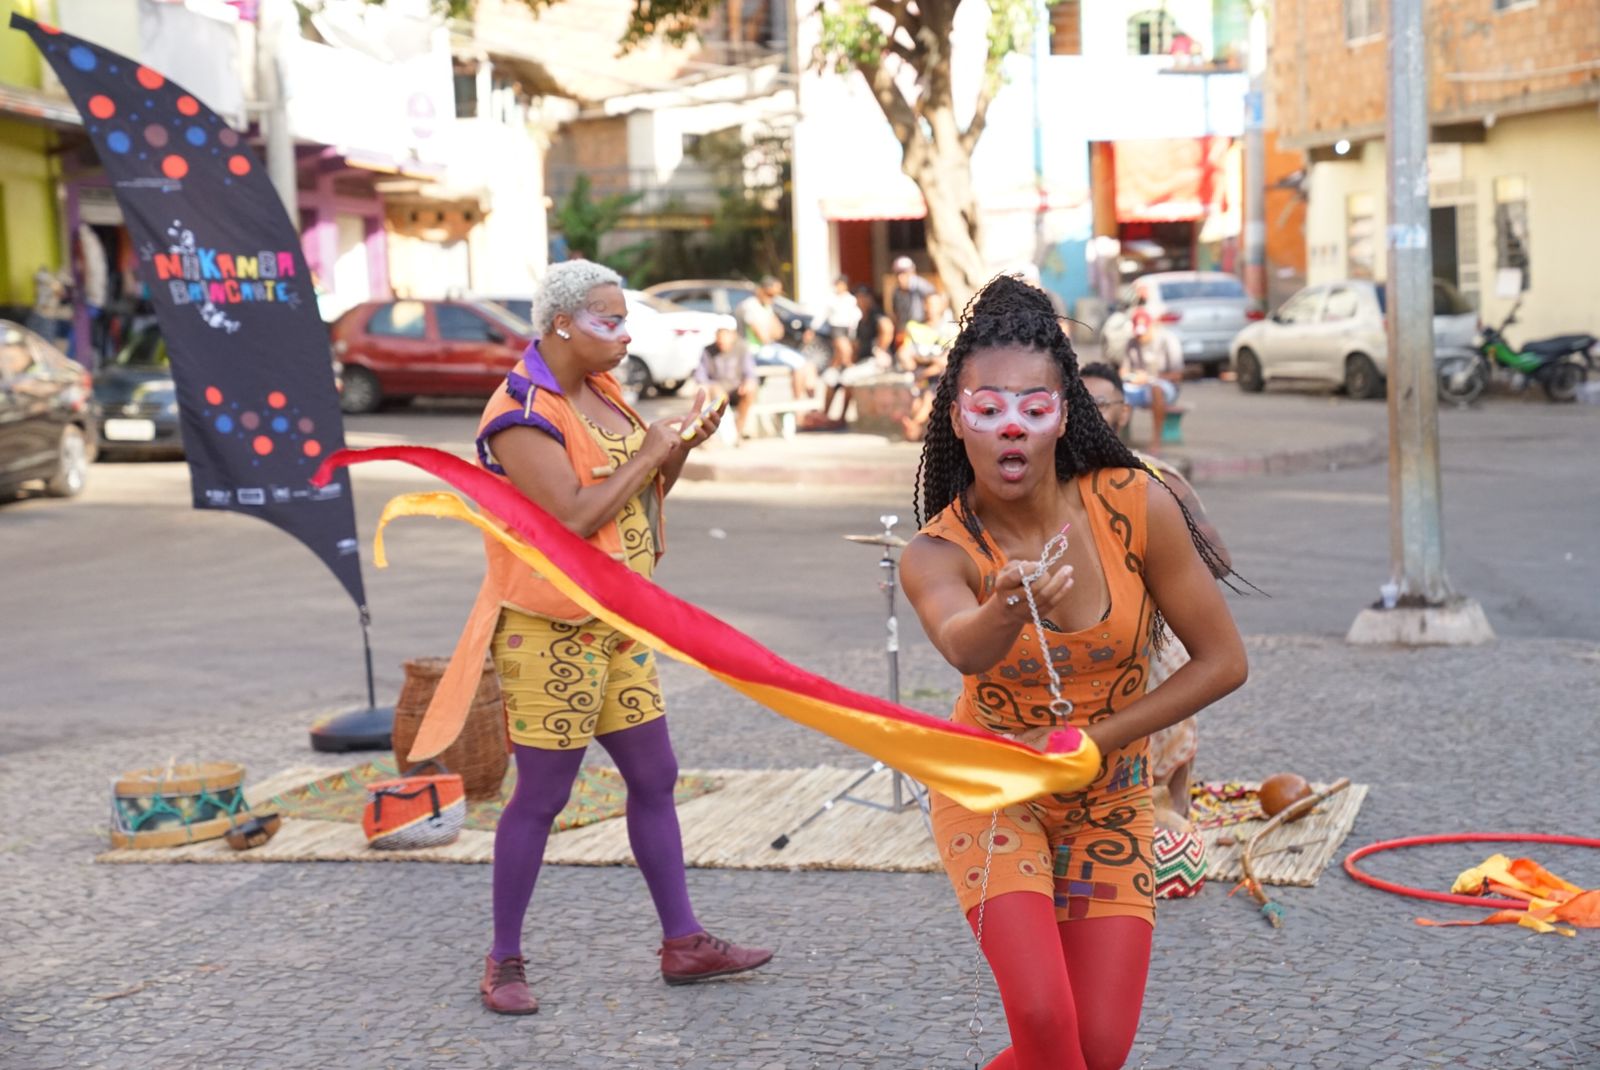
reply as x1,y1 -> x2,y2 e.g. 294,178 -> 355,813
1346,0 -> 1493,647
1030,0 -> 1048,259
1242,3 -> 1267,307
256,0 -> 297,218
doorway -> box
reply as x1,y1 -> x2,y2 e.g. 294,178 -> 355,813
1430,205 -> 1459,289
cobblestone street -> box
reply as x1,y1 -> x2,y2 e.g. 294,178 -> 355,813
4,637 -> 1598,1069
4,390 -> 1599,1069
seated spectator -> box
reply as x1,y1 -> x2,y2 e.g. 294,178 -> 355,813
893,295 -> 956,442
897,291 -> 957,378
818,286 -> 895,425
735,276 -> 817,401
694,327 -> 758,441
890,255 -> 935,348
1117,304 -> 1184,452
823,275 -> 862,370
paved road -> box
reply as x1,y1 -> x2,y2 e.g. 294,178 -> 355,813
2,388 -> 1597,1068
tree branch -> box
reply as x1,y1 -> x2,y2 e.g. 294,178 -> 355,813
961,65 -> 1002,154
859,57 -> 924,154
870,0 -> 922,43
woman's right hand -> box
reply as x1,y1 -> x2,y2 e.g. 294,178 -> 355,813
993,559 -> 1074,623
640,417 -> 687,467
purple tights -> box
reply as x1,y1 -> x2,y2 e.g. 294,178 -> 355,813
490,717 -> 701,961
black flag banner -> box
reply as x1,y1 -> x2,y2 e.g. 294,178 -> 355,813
16,13 -> 367,613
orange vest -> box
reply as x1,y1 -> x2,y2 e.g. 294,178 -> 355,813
407,346 -> 665,761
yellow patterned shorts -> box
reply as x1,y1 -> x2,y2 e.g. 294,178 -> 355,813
493,608 -> 665,750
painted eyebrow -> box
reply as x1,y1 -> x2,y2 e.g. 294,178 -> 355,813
970,386 -> 1056,396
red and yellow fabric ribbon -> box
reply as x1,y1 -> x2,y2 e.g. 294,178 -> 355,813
313,446 -> 1102,813
1416,854 -> 1600,936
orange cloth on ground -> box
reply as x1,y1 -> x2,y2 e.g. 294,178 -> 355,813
926,468 -> 1160,926
1416,854 -> 1600,937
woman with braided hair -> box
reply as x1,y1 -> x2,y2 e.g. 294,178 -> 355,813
900,274 -> 1247,1070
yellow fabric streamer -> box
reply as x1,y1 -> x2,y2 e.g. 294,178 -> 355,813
374,491 -> 1103,813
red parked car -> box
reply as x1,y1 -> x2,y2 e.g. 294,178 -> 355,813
330,299 -> 533,413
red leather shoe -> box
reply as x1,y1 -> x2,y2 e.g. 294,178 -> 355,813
659,931 -> 773,985
480,953 -> 539,1015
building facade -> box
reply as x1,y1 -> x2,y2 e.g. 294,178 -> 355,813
1273,0 -> 1600,337
0,0 -> 564,357
790,0 -> 1252,317
1,0 -> 74,323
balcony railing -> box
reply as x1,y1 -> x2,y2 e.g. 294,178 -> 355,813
545,165 -> 746,216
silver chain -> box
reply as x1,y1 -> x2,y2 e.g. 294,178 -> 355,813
965,529 -> 1073,1068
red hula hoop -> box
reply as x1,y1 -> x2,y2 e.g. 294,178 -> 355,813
1343,832 -> 1600,909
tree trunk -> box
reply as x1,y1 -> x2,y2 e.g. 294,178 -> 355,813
903,131 -> 988,312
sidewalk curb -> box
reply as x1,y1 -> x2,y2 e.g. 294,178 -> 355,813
1185,430 -> 1387,481
681,430 -> 1386,488
679,455 -> 918,487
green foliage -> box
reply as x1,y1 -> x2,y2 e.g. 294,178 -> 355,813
987,0 -> 1038,66
631,126 -> 794,288
554,175 -> 649,278
815,1 -> 887,74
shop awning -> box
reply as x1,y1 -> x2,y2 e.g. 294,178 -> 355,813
0,84 -> 81,128
825,185 -> 928,220
1114,136 -> 1231,224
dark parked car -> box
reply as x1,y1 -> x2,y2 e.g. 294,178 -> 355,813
0,319 -> 97,498
330,298 -> 534,413
643,279 -> 819,350
95,325 -> 183,457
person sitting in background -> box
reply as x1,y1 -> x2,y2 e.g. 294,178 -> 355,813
695,327 -> 758,442
818,286 -> 895,426
898,291 -> 957,377
823,275 -> 862,371
895,292 -> 958,444
1117,296 -> 1184,453
889,256 -> 935,346
735,276 -> 817,401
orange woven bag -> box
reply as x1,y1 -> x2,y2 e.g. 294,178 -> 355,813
362,760 -> 466,850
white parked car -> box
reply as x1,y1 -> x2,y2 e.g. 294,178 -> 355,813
618,290 -> 733,399
481,290 -> 732,400
1229,279 -> 1478,399
1101,272 -> 1257,377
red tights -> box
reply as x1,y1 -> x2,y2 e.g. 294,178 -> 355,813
966,892 -> 1151,1070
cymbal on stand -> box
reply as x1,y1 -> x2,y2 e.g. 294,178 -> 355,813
843,533 -> 910,548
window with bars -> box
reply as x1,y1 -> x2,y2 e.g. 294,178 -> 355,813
1127,10 -> 1176,55
1345,0 -> 1382,40
1346,193 -> 1378,280
1494,176 -> 1531,290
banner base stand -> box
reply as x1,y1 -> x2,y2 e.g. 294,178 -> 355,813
309,706 -> 394,753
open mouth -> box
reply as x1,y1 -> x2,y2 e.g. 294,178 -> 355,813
998,449 -> 1028,482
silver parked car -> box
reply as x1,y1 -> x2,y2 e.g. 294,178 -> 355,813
1229,279 -> 1478,399
1101,272 -> 1257,376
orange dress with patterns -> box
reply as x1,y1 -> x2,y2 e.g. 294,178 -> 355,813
926,468 -> 1159,927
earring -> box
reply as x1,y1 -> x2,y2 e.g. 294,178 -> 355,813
555,328 -> 571,339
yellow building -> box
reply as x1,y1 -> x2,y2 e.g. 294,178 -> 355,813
1273,0 -> 1600,339
0,0 -> 71,312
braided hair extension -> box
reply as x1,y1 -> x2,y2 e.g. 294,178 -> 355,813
912,273 -> 1243,600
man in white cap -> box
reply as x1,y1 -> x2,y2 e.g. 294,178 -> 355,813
889,256 -> 935,342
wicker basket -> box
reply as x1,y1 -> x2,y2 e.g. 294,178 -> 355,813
392,656 -> 508,801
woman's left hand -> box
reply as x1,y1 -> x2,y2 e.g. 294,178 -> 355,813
674,389 -> 727,450
1009,720 -> 1115,757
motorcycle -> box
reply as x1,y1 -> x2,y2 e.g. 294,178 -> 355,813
1438,299 -> 1597,405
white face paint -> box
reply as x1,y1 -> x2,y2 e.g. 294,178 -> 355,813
574,310 -> 628,343
958,388 -> 1062,435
